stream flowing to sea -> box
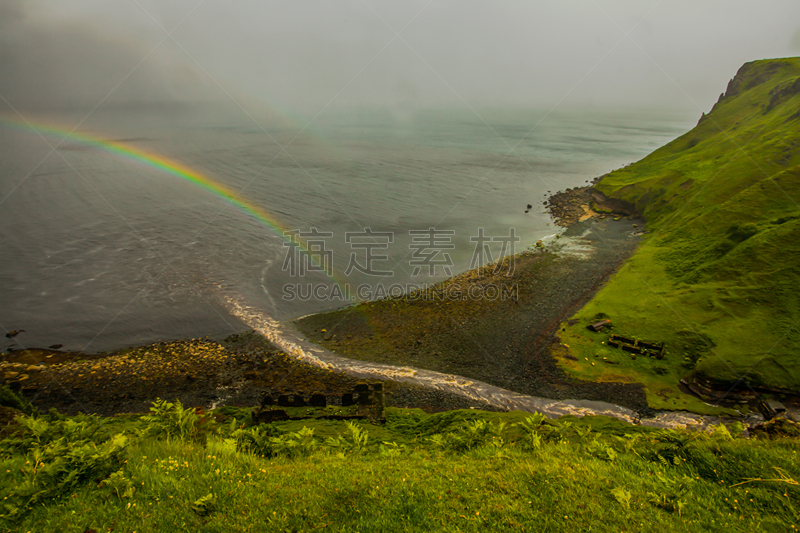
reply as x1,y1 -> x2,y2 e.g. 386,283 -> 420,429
3,104 -> 722,425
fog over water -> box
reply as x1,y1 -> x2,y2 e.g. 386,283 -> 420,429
3,0 -> 800,112
2,1 -> 800,352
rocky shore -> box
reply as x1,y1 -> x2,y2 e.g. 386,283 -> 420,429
0,332 -> 504,416
544,181 -> 641,227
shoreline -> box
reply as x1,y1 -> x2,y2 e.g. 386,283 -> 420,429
213,302 -> 773,429
2,184 -> 759,428
1,332 -> 510,417
1,309 -> 762,430
294,215 -> 651,403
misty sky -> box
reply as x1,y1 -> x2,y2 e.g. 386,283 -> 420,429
3,0 -> 800,115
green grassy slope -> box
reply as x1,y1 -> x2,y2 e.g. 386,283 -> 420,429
559,58 -> 800,403
2,403 -> 799,532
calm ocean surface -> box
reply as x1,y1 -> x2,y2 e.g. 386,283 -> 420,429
0,105 -> 694,352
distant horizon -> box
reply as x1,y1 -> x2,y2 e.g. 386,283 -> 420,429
2,99 -> 704,126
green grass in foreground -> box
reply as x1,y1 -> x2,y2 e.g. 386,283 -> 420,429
1,400 -> 799,532
558,57 -> 800,402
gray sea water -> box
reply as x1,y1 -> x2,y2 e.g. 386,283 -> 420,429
0,105 -> 695,352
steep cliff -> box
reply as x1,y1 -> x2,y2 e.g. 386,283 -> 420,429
561,58 -> 800,403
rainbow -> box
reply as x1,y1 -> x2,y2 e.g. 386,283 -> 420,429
1,115 -> 345,288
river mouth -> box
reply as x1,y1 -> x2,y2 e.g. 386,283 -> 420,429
4,215 -> 756,428
290,217 -> 655,414
1,325 -> 771,430
2,216 -> 652,421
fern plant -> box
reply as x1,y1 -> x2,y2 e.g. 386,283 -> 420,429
1,433 -> 128,522
268,427 -> 317,458
555,421 -> 573,442
574,425 -> 593,441
100,469 -> 136,499
646,473 -> 694,515
377,441 -> 405,458
427,419 -> 509,453
191,493 -> 217,516
516,415 -> 547,451
587,438 -> 618,462
6,413 -> 103,452
458,419 -> 492,451
344,421 -> 369,453
141,398 -> 201,442
232,424 -> 283,457
645,428 -> 704,467
611,486 -> 632,509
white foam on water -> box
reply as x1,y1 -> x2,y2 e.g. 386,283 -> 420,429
223,296 -> 767,430
224,295 -> 643,424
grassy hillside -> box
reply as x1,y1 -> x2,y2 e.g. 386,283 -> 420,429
1,399 -> 799,532
558,58 -> 800,405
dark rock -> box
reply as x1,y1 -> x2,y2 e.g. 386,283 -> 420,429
590,190 -> 637,216
309,394 -> 326,407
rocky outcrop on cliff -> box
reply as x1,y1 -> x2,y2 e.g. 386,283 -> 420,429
545,186 -> 639,227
